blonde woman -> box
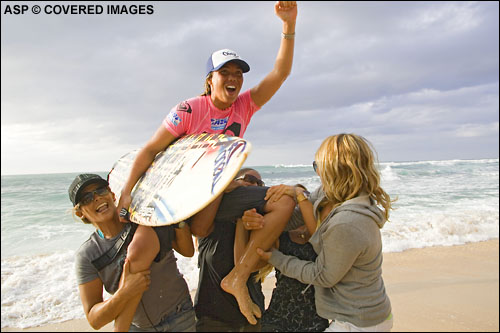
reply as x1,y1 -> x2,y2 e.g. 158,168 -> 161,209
254,134 -> 394,332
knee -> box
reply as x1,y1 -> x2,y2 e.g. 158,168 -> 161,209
190,222 -> 212,238
275,194 -> 296,212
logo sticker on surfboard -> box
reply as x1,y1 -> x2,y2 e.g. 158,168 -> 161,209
108,133 -> 251,226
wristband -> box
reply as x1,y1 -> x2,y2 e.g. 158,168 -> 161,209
281,32 -> 295,39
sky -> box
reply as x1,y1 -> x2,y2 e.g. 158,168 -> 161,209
1,1 -> 499,175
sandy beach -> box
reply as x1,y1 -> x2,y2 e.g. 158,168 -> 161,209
2,239 -> 498,332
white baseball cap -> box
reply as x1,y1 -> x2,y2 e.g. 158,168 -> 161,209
206,49 -> 250,77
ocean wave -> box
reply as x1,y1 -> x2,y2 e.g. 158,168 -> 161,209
272,164 -> 311,168
380,165 -> 400,181
380,158 -> 498,167
1,251 -> 85,328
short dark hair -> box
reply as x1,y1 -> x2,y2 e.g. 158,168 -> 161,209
236,168 -> 258,178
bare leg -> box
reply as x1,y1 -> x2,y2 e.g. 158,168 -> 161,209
190,194 -> 223,237
114,225 -> 159,331
221,195 -> 295,324
234,218 -> 271,271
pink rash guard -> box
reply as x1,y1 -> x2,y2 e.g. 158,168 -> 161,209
163,90 -> 260,138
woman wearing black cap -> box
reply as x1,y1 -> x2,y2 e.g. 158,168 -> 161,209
69,174 -> 196,332
116,1 -> 298,326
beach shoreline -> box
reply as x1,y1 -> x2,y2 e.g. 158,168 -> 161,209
2,239 -> 498,332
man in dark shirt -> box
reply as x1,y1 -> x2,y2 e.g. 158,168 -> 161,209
193,169 -> 268,331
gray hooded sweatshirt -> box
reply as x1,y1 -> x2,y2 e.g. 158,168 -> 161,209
270,187 -> 392,328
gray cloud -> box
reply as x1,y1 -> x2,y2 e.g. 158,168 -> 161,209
1,1 -> 498,174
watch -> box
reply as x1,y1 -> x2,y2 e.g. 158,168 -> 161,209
296,192 -> 308,203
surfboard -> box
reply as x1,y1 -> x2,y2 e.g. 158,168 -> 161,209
107,133 -> 251,226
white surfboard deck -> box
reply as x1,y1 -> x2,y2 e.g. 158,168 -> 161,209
108,133 -> 251,226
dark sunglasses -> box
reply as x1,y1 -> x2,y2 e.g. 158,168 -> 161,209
312,161 -> 318,173
78,186 -> 110,206
235,174 -> 265,187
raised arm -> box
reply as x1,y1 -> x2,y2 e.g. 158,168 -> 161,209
250,1 -> 297,107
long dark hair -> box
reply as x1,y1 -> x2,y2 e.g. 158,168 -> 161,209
201,73 -> 213,96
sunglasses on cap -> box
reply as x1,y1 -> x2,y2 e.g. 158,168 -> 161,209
235,174 -> 265,187
78,186 -> 110,206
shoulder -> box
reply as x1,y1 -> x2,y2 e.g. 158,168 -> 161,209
231,90 -> 259,112
76,234 -> 96,258
185,95 -> 210,109
238,89 -> 252,100
321,209 -> 362,233
237,90 -> 257,105
309,186 -> 324,203
171,95 -> 209,114
323,207 -> 378,241
75,233 -> 106,264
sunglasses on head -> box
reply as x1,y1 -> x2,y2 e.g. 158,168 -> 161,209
78,186 -> 110,206
235,174 -> 265,187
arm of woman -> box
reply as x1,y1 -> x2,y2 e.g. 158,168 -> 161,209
250,1 -> 297,107
79,260 -> 150,330
295,187 -> 316,236
172,224 -> 195,257
117,126 -> 177,222
265,185 -> 316,235
258,223 -> 363,288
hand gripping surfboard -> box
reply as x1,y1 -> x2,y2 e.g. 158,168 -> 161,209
107,133 -> 251,226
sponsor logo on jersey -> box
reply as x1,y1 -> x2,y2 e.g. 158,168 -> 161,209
168,112 -> 181,126
177,101 -> 192,113
211,117 -> 228,131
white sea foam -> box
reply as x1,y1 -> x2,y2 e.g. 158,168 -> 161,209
272,164 -> 311,168
1,252 -> 84,328
380,165 -> 400,181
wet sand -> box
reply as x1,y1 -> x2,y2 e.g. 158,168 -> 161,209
2,239 -> 498,332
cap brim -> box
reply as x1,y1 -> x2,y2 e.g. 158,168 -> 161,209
212,59 -> 250,74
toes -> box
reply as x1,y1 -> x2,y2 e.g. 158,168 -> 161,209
246,314 -> 257,325
252,302 -> 262,318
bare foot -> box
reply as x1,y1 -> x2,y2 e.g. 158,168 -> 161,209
221,272 -> 261,325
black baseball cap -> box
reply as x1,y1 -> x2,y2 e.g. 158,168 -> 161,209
68,174 -> 108,206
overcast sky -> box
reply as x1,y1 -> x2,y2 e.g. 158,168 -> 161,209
1,1 -> 499,175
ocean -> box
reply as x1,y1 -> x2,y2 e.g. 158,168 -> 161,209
1,159 -> 499,329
